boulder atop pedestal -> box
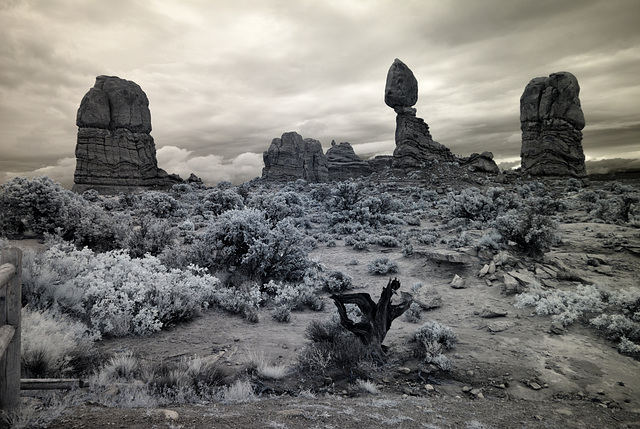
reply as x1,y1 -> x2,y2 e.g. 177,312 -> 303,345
73,76 -> 182,194
520,71 -> 586,177
384,59 -> 456,168
262,131 -> 329,182
385,58 -> 418,113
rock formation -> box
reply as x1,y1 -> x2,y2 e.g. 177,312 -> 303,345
262,131 -> 329,182
520,71 -> 586,177
459,152 -> 501,174
73,75 -> 181,193
385,59 -> 455,168
326,140 -> 373,181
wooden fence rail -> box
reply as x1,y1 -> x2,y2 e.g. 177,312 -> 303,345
0,246 -> 22,412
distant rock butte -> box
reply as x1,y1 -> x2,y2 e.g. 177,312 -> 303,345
73,75 -> 182,193
520,71 -> 586,177
326,141 -> 373,181
262,131 -> 329,182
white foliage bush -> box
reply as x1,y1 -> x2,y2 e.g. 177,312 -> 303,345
24,243 -> 220,337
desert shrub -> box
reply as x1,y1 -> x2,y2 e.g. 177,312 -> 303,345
411,321 -> 457,371
23,242 -> 220,337
204,209 -> 312,282
592,194 -> 640,224
247,190 -> 306,224
298,318 -> 374,374
136,191 -> 181,218
565,178 -> 583,192
417,228 -> 441,245
590,314 -> 640,342
272,305 -> 291,323
328,181 -> 364,211
476,230 -> 506,251
322,270 -> 353,293
222,380 -> 256,403
374,235 -> 399,247
493,208 -> 559,257
404,302 -> 422,323
618,337 -> 640,359
116,215 -> 176,258
202,188 -> 245,216
265,278 -> 324,311
445,187 -> 518,223
21,307 -> 99,378
402,243 -> 414,257
367,257 -> 399,275
515,284 -> 606,327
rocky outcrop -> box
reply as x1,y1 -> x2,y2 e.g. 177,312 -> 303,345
385,59 -> 455,168
262,131 -> 329,182
73,75 -> 181,193
520,72 -> 586,177
459,152 -> 500,174
326,141 -> 373,181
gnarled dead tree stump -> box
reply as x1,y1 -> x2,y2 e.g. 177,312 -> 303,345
331,278 -> 412,358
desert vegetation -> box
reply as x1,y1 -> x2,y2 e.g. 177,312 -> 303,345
2,172 -> 640,427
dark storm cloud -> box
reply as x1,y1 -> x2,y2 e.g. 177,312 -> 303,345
1,0 -> 639,186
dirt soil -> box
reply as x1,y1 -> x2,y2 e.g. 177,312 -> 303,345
35,214 -> 640,428
10,179 -> 640,429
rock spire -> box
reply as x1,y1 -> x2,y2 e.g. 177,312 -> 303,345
73,75 -> 181,193
520,71 -> 586,177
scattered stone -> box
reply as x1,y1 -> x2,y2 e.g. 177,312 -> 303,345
462,386 -> 472,393
73,75 -> 183,193
529,382 -> 542,391
413,287 -> 443,310
148,409 -> 179,421
397,367 -> 411,375
425,384 -> 435,392
508,269 -> 540,288
479,264 -> 490,277
470,388 -> 484,399
423,249 -> 473,264
594,265 -> 612,275
549,321 -> 565,335
262,131 -> 329,182
487,322 -> 513,333
493,251 -> 517,267
450,274 -> 466,289
520,71 -> 586,177
480,308 -> 508,318
501,273 -> 521,295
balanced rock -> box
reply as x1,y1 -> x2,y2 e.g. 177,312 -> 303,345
520,72 -> 586,177
385,58 -> 418,113
326,141 -> 373,181
262,131 -> 329,182
73,75 -> 181,193
385,59 -> 456,168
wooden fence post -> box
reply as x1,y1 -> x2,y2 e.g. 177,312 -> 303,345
0,246 -> 22,412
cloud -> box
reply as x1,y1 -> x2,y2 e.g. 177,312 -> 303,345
1,157 -> 76,189
585,158 -> 640,175
1,0 -> 639,184
156,146 -> 263,185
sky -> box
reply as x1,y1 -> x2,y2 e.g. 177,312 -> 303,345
1,0 -> 639,188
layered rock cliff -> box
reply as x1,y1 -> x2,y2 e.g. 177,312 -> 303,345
73,75 -> 181,193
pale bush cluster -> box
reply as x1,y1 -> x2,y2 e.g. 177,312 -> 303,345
367,257 -> 399,275
23,243 -> 220,337
516,285 -> 640,359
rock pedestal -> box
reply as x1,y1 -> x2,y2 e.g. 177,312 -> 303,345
262,131 -> 329,182
73,75 -> 181,193
385,59 -> 455,168
520,71 -> 586,177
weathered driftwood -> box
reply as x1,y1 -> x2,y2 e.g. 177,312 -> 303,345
331,278 -> 412,358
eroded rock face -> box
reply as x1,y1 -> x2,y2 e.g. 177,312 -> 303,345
459,152 -> 500,174
520,71 -> 586,177
326,141 -> 373,181
73,75 -> 181,193
262,131 -> 329,182
385,59 -> 456,168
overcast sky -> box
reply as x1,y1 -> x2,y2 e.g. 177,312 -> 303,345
1,0 -> 639,188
